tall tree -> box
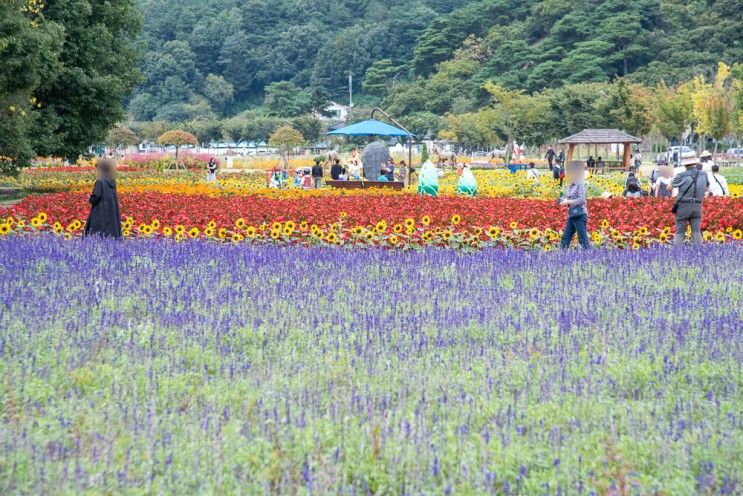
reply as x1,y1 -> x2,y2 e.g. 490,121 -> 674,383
692,62 -> 734,154
0,0 -> 63,174
32,0 -> 142,161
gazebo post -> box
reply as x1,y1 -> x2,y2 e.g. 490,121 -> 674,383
566,144 -> 575,164
622,142 -> 631,170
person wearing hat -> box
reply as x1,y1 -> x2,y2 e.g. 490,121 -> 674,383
699,151 -> 715,172
668,155 -> 709,245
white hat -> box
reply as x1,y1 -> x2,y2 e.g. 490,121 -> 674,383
700,150 -> 712,158
681,155 -> 699,167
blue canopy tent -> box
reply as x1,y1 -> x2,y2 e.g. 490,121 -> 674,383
327,119 -> 412,137
326,111 -> 415,186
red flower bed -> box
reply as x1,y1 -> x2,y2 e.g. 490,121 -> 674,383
2,192 -> 741,231
24,166 -> 138,174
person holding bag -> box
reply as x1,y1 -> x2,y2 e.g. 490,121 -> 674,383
669,155 -> 709,246
559,162 -> 590,250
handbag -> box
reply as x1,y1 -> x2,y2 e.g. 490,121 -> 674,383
671,170 -> 699,214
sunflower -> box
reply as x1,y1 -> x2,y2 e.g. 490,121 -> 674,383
235,218 -> 246,229
0,224 -> 10,235
245,226 -> 257,238
270,229 -> 281,240
733,229 -> 742,240
271,221 -> 282,231
422,231 -> 434,241
122,229 -> 131,237
637,226 -> 648,236
37,212 -> 48,223
299,221 -> 309,230
365,231 -> 374,241
703,231 -> 713,241
175,225 -> 186,235
162,226 -> 173,237
404,218 -> 415,228
632,242 -> 640,250
218,228 -> 227,239
339,211 -> 349,219
204,227 -> 215,237
725,226 -> 733,233
206,220 -> 216,229
421,215 -> 431,226
326,232 -> 338,244
31,217 -> 42,228
392,223 -> 403,233
473,227 -> 483,236
451,214 -> 462,225
388,235 -> 399,245
174,233 -> 185,242
600,219 -> 609,229
488,226 -> 500,238
715,232 -> 725,242
442,230 -> 452,241
151,219 -> 161,229
310,224 -> 319,232
405,226 -> 415,235
659,233 -> 668,242
283,225 -> 294,236
509,221 -> 518,229
188,227 -> 200,238
529,228 -> 540,239
375,221 -> 387,233
231,233 -> 243,243
543,244 -> 552,252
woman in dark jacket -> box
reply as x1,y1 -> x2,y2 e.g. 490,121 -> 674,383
84,158 -> 123,238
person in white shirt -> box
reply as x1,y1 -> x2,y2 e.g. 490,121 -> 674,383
526,162 -> 539,182
699,150 -> 715,172
707,165 -> 729,197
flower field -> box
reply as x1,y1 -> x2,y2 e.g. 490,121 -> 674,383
2,192 -> 741,249
1,237 -> 741,493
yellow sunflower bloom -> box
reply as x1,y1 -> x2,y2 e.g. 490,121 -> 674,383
188,227 -> 200,238
421,215 -> 431,226
451,214 -> 462,225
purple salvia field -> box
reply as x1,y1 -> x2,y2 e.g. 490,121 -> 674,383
0,237 -> 741,494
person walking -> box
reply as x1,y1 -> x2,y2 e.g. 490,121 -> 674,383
311,159 -> 323,189
559,163 -> 590,250
669,155 -> 709,246
545,146 -> 556,171
84,158 -> 123,239
707,165 -> 729,197
557,147 -> 565,168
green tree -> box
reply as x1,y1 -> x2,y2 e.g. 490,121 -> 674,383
0,0 -> 63,175
105,125 -> 139,154
362,59 -> 401,97
290,115 -> 323,144
604,79 -> 654,137
264,81 -> 309,117
202,74 -> 234,114
692,63 -> 735,154
269,125 -> 305,167
32,0 -> 142,161
653,81 -> 693,144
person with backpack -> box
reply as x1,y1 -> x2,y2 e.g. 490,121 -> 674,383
623,172 -> 646,197
707,165 -> 729,197
653,166 -> 673,198
669,155 -> 709,245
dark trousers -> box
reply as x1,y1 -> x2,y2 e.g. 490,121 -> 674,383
548,159 -> 554,170
561,214 -> 590,249
674,202 -> 703,246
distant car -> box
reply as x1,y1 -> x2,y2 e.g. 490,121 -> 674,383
666,146 -> 694,165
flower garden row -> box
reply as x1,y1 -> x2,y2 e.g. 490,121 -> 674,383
2,193 -> 741,249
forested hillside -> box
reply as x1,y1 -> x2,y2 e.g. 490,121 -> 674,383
130,0 -> 742,121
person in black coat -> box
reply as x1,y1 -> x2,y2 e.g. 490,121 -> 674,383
84,158 -> 123,238
330,158 -> 343,180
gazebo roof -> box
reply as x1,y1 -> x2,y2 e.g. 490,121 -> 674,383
558,129 -> 642,144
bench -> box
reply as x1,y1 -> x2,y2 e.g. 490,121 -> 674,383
326,180 -> 405,190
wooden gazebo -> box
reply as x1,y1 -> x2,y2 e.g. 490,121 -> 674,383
558,129 -> 642,169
